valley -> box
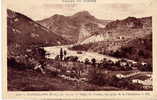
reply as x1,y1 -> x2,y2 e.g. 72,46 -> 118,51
44,45 -> 120,63
7,9 -> 152,91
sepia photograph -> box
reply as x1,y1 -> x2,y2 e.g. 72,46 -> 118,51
6,0 -> 153,92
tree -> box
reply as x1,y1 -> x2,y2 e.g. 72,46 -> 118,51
37,48 -> 46,67
138,50 -> 144,57
55,55 -> 60,60
64,50 -> 67,56
91,58 -> 96,66
91,58 -> 97,73
102,58 -> 107,64
73,56 -> 78,62
60,48 -> 63,60
38,48 -> 46,57
85,58 -> 90,64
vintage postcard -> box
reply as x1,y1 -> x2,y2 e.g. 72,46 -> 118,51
2,0 -> 157,99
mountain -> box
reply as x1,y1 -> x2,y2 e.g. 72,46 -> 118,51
105,16 -> 152,30
7,9 -> 69,58
70,16 -> 152,63
37,11 -> 111,43
80,16 -> 152,44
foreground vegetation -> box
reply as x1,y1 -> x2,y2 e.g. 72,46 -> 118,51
8,48 -> 152,91
8,62 -> 121,91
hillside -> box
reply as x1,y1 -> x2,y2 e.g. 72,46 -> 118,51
38,11 -> 111,43
70,34 -> 152,64
80,16 -> 152,44
8,62 -> 122,91
70,17 -> 152,63
110,34 -> 152,64
106,17 -> 152,30
7,9 -> 69,58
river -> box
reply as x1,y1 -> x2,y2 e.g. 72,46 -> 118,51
44,45 -> 120,63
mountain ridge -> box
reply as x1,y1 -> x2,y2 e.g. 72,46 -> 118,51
7,9 -> 69,58
79,16 -> 152,44
37,11 -> 111,43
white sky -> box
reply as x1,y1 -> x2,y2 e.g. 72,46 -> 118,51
7,0 -> 152,20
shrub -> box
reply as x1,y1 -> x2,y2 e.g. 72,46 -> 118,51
7,57 -> 33,70
64,56 -> 78,62
88,71 -> 106,86
91,58 -> 96,65
127,83 -> 144,90
138,63 -> 152,71
85,58 -> 90,64
88,69 -> 113,86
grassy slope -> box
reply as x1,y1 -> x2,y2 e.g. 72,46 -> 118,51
8,66 -> 120,91
111,34 -> 152,63
7,9 -> 68,47
8,67 -> 76,91
7,9 -> 70,59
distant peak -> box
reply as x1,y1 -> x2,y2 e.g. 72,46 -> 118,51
7,8 -> 13,12
72,11 -> 92,17
126,16 -> 137,19
77,11 -> 90,14
52,14 -> 65,18
7,8 -> 15,15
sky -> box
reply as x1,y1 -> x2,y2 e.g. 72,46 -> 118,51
7,0 -> 152,20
